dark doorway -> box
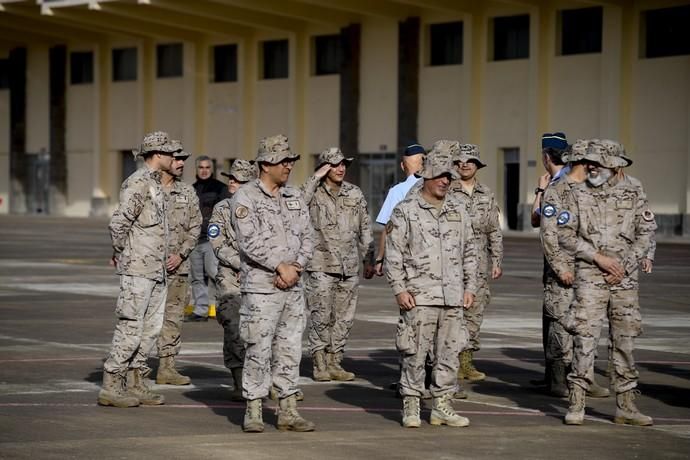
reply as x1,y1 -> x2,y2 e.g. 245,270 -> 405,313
503,147 -> 520,230
121,150 -> 140,183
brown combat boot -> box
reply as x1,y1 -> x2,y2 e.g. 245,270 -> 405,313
277,394 -> 316,432
614,390 -> 653,426
327,352 -> 355,381
564,385 -> 586,425
230,367 -> 244,401
312,350 -> 331,381
126,368 -> 165,405
459,350 -> 486,382
156,356 -> 191,385
243,398 -> 264,433
97,371 -> 139,408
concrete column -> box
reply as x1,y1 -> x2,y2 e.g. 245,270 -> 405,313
48,45 -> 67,215
397,16 -> 419,151
291,30 -> 309,184
241,34 -> 257,160
91,39 -> 111,217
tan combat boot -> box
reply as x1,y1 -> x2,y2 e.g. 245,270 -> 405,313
277,394 -> 316,432
156,356 -> 191,385
97,371 -> 139,408
587,378 -> 611,398
430,393 -> 470,427
564,385 -> 586,425
269,387 -> 304,401
402,396 -> 421,428
459,350 -> 486,382
614,390 -> 653,426
243,398 -> 264,433
230,367 -> 244,401
312,350 -> 331,381
549,360 -> 569,398
126,368 -> 165,405
327,352 -> 355,381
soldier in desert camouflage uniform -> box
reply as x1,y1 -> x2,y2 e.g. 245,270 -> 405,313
559,141 -> 656,426
301,147 -> 375,382
231,135 -> 316,433
99,131 -> 177,408
385,142 -> 478,428
208,159 -> 257,401
450,143 -> 502,382
155,141 -> 202,386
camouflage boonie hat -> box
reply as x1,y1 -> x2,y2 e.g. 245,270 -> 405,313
256,134 -> 300,164
455,143 -> 486,169
221,159 -> 257,182
169,140 -> 189,159
131,131 -> 177,158
599,139 -> 633,167
562,139 -> 590,163
316,147 -> 353,169
584,140 -> 628,169
416,144 -> 460,180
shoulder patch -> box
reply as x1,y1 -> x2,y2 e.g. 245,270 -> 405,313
207,223 -> 221,238
543,204 -> 557,218
235,206 -> 249,219
642,209 -> 655,222
286,199 -> 301,210
557,211 -> 571,226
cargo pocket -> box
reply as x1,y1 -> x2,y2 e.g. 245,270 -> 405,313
395,317 -> 417,356
239,319 -> 260,345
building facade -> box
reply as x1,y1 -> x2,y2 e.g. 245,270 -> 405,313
0,0 -> 688,234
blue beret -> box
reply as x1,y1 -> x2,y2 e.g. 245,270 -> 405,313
403,144 -> 426,156
542,132 -> 568,150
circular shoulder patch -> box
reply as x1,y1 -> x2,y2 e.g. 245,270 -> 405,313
557,211 -> 571,226
543,204 -> 557,218
642,209 -> 655,222
207,224 -> 221,238
235,206 -> 249,219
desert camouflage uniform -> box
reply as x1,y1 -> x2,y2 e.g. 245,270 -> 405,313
105,165 -> 168,374
449,181 -> 502,351
386,188 -> 478,398
302,171 -> 374,356
231,177 -> 315,401
156,179 -> 201,361
561,177 -> 656,393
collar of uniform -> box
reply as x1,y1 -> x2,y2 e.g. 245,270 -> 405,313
414,191 -> 452,213
321,180 -> 351,197
256,178 -> 292,198
168,178 -> 185,194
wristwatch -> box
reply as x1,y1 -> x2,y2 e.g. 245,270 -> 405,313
534,187 -> 545,195
375,258 -> 384,265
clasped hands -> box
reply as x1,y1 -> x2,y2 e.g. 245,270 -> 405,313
274,262 -> 303,290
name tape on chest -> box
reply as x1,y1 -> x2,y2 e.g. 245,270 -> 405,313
543,204 -> 557,218
286,199 -> 301,210
616,200 -> 633,210
176,195 -> 189,204
446,212 -> 461,222
208,223 -> 221,238
235,206 -> 249,219
343,198 -> 358,207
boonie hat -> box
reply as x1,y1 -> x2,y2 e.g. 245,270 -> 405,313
256,134 -> 300,164
221,159 -> 257,182
316,147 -> 354,169
562,139 -> 590,163
169,140 -> 189,159
584,140 -> 629,169
455,143 -> 486,169
132,131 -> 177,158
416,142 -> 460,180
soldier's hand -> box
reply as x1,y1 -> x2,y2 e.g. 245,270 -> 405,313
491,266 -> 503,280
560,271 -> 575,286
396,292 -> 416,311
363,263 -> 375,279
277,262 -> 301,287
604,272 -> 623,285
641,258 -> 653,273
109,253 -> 119,269
166,254 -> 183,272
538,173 -> 550,190
463,292 -> 475,309
594,253 -> 625,279
374,261 -> 384,277
314,164 -> 332,180
274,275 -> 290,290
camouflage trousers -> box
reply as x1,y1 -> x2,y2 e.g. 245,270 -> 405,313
156,274 -> 189,358
567,267 -> 642,393
215,268 -> 243,370
543,279 -> 574,363
104,275 -> 166,374
397,305 -> 468,398
240,290 -> 305,401
463,277 -> 490,352
304,271 -> 359,355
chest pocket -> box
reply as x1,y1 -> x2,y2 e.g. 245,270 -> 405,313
139,202 -> 161,228
339,197 -> 360,232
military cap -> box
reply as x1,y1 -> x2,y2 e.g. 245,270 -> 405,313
542,132 -> 568,150
316,147 -> 354,170
131,131 -> 177,158
221,159 -> 257,182
169,139 -> 189,159
584,140 -> 629,169
455,143 -> 486,169
562,139 -> 590,163
403,144 -> 426,156
255,134 -> 300,164
416,143 -> 460,180
599,139 -> 633,167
